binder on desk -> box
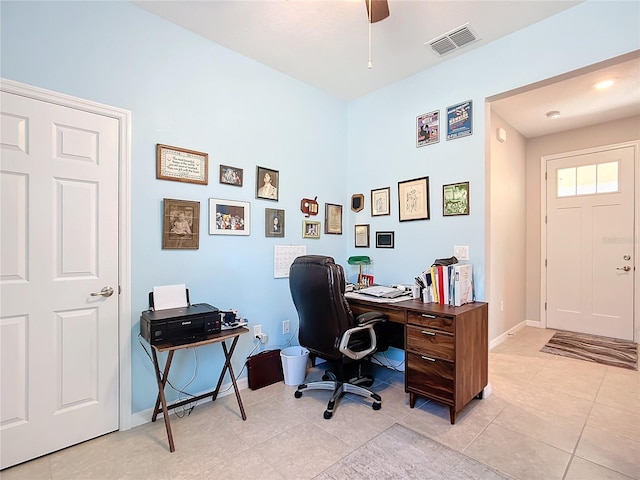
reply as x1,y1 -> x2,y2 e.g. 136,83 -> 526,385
453,264 -> 473,306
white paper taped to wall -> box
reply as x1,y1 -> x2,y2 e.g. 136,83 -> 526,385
153,284 -> 188,310
274,245 -> 306,278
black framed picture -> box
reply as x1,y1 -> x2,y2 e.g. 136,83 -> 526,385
219,164 -> 243,186
354,224 -> 370,248
256,166 -> 279,201
398,176 -> 430,222
376,231 -> 394,248
265,208 -> 285,237
443,181 -> 470,216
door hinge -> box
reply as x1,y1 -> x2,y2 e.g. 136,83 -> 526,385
545,172 -> 547,181
545,259 -> 547,267
544,302 -> 547,311
118,285 -> 121,295
545,215 -> 547,224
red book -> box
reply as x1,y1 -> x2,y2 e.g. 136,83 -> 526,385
437,265 -> 445,304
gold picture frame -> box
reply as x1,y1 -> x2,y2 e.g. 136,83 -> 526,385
162,198 -> 200,249
157,144 -> 208,185
302,220 -> 320,239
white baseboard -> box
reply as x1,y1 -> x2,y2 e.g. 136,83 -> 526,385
525,319 -> 542,328
131,377 -> 249,428
489,321 -> 527,350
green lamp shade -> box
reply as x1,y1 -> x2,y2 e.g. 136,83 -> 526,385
348,256 -> 371,265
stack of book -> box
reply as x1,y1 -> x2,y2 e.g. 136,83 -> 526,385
415,263 -> 473,307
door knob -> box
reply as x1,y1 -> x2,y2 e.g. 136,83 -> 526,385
91,286 -> 114,297
616,266 -> 631,272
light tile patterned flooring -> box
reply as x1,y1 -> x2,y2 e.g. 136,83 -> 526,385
2,327 -> 638,480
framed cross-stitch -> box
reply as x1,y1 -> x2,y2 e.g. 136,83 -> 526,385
355,224 -> 370,248
398,176 -> 430,222
376,231 -> 394,249
265,208 -> 285,237
163,198 -> 200,249
157,144 -> 208,185
443,182 -> 470,216
371,187 -> 390,216
324,203 -> 343,234
219,164 -> 243,186
209,198 -> 250,235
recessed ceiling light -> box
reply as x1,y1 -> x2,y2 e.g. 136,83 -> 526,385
546,111 -> 560,120
594,78 -> 616,90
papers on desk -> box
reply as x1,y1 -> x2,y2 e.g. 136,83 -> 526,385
344,291 -> 410,303
357,285 -> 411,299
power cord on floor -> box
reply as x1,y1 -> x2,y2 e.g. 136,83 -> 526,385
371,351 -> 405,372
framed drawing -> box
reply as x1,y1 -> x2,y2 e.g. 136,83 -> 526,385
443,181 -> 470,216
398,176 -> 430,222
351,193 -> 365,213
219,164 -> 243,186
371,187 -> 390,216
162,198 -> 200,249
376,231 -> 394,249
265,208 -> 285,237
256,166 -> 279,201
446,100 -> 473,140
157,144 -> 208,185
302,220 -> 320,239
209,198 -> 250,235
355,224 -> 370,248
324,203 -> 343,234
417,110 -> 440,147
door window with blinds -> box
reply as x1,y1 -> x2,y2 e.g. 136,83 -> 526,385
556,161 -> 618,197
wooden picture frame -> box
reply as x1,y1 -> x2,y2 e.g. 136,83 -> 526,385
443,181 -> 470,216
324,203 -> 343,234
156,144 -> 208,185
219,164 -> 243,186
398,176 -> 430,222
376,231 -> 394,248
162,198 -> 200,249
256,166 -> 279,201
209,198 -> 250,235
371,187 -> 391,216
354,224 -> 370,248
351,193 -> 365,213
302,220 -> 320,239
265,208 -> 285,237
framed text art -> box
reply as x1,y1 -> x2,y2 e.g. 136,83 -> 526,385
376,231 -> 395,249
417,110 -> 440,147
157,144 -> 208,185
256,166 -> 279,201
302,220 -> 320,239
219,164 -> 243,186
324,203 -> 343,235
398,176 -> 430,222
355,224 -> 370,248
443,182 -> 470,216
209,198 -> 250,235
371,187 -> 391,216
162,198 -> 200,249
265,208 -> 285,237
446,101 -> 473,140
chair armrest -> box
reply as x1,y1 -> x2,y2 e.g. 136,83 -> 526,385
339,323 -> 378,361
356,311 -> 388,326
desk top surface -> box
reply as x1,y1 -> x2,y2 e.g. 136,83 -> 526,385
152,326 -> 249,352
347,296 -> 487,315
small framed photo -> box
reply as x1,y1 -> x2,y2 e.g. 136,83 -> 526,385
302,220 -> 320,239
219,164 -> 243,186
324,203 -> 343,235
265,208 -> 285,237
376,231 -> 394,249
446,100 -> 473,140
417,110 -> 440,147
443,182 -> 470,216
162,198 -> 200,249
157,144 -> 208,185
398,176 -> 430,222
355,224 -> 370,248
371,187 -> 391,217
209,198 -> 250,235
351,193 -> 365,213
256,166 -> 279,201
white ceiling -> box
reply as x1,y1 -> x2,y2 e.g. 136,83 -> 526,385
131,0 -> 639,138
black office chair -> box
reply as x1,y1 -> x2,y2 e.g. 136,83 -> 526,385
289,255 -> 388,419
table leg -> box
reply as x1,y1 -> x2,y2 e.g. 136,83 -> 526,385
212,337 -> 247,420
151,348 -> 175,452
152,350 -> 174,422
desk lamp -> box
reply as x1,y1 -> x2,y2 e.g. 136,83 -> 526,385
347,256 -> 371,288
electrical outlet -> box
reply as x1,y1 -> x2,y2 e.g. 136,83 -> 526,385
253,324 -> 261,338
283,320 -> 290,335
453,245 -> 469,261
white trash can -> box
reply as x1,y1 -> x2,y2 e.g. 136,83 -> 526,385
280,346 -> 310,386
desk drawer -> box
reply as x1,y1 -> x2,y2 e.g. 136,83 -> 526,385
350,304 -> 405,324
406,352 -> 454,402
407,311 -> 453,333
406,325 -> 454,361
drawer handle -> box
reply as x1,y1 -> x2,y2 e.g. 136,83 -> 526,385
421,314 -> 437,319
421,356 -> 436,362
421,331 -> 435,336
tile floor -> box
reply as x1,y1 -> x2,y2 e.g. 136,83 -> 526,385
2,326 -> 638,480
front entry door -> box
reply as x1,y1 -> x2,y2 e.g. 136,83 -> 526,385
0,90 -> 120,468
546,145 -> 635,340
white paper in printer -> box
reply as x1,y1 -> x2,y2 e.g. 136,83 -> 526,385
152,284 -> 188,311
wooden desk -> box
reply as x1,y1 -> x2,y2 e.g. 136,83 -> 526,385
149,327 -> 249,452
347,296 -> 488,424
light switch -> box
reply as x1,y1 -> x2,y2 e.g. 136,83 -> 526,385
454,245 -> 469,261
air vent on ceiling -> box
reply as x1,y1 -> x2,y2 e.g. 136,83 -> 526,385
426,23 -> 480,56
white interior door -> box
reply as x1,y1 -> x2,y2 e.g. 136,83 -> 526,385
546,145 -> 635,340
0,91 -> 120,469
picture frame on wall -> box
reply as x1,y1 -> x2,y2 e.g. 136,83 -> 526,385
398,176 -> 430,222
256,166 -> 279,201
219,164 -> 243,186
324,203 -> 343,234
162,198 -> 200,249
209,198 -> 250,235
157,144 -> 208,185
376,231 -> 394,248
302,220 -> 320,239
265,208 -> 285,237
354,224 -> 370,248
416,110 -> 440,147
446,100 -> 473,140
443,181 -> 470,216
371,187 -> 391,216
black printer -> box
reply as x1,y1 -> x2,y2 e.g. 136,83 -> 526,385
140,303 -> 221,346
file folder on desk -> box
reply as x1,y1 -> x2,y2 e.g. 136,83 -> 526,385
452,264 -> 473,306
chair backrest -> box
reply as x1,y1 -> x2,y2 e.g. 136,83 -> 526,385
289,255 -> 355,360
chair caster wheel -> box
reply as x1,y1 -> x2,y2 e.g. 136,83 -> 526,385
323,410 -> 333,419
294,391 -> 302,398
372,402 -> 381,411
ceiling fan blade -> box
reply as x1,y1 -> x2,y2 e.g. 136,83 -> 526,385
365,0 -> 390,23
